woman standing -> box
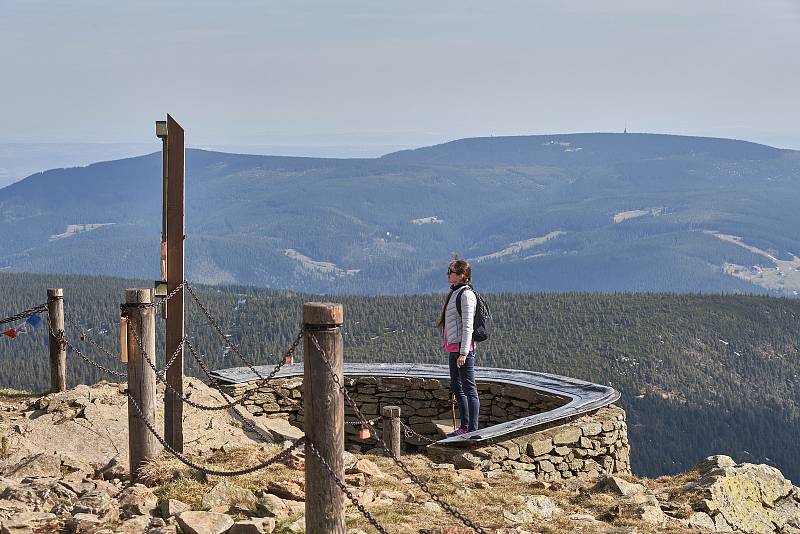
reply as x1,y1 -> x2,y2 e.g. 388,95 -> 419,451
438,258 -> 479,437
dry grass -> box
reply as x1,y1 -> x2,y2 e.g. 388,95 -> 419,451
137,444 -> 704,533
0,387 -> 35,400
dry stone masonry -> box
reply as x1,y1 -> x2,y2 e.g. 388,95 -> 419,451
219,375 -> 631,481
428,404 -> 630,480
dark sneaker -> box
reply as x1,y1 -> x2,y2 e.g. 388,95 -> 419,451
447,427 -> 467,438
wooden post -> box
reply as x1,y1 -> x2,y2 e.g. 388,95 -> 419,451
304,302 -> 345,534
381,405 -> 402,457
162,114 -> 185,453
46,288 -> 66,393
126,288 -> 159,479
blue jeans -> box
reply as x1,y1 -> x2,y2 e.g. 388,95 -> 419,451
449,351 -> 479,432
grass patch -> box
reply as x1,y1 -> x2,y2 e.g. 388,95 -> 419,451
0,387 -> 35,399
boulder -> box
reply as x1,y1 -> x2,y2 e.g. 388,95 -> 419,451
451,452 -> 485,470
116,514 -> 152,533
377,490 -> 408,502
612,502 -> 666,526
355,488 -> 374,506
72,490 -> 119,522
176,511 -> 234,534
254,493 -> 289,519
1,477 -> 77,513
345,459 -> 386,479
265,481 -> 304,501
228,518 -> 276,534
594,476 -> 646,496
524,495 -> 560,519
687,460 -> 800,534
687,511 -> 716,531
5,452 -> 62,479
160,499 -> 191,518
255,418 -> 303,442
636,504 -> 667,526
0,511 -> 58,534
118,484 -> 157,517
200,481 -> 257,511
0,500 -> 28,520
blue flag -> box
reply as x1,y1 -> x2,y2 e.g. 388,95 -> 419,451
26,315 -> 42,328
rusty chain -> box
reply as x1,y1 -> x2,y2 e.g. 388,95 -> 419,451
304,437 -> 389,534
400,421 -> 438,444
345,417 -> 380,426
66,316 -> 119,361
118,281 -> 185,313
182,336 -> 304,445
308,332 -> 488,534
127,391 -> 304,476
185,281 -> 291,383
184,334 -> 301,400
45,312 -> 127,379
0,303 -> 47,327
127,325 -> 301,412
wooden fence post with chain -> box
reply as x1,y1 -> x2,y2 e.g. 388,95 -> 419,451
46,288 -> 66,393
125,289 -> 159,479
303,302 -> 345,534
382,405 -> 402,457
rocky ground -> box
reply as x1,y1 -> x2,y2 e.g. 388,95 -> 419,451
0,382 -> 799,533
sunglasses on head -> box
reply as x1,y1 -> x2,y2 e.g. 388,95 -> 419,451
448,269 -> 457,274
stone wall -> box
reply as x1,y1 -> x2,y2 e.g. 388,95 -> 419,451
427,404 -> 630,480
219,375 -> 630,480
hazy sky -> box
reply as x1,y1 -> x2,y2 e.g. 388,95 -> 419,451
2,0 -> 799,152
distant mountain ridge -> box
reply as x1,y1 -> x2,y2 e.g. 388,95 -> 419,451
1,133 -> 799,295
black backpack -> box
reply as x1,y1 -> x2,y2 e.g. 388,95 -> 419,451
455,285 -> 491,342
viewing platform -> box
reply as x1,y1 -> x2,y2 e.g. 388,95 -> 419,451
212,363 -> 629,479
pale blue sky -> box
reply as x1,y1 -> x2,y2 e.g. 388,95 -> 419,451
1,0 -> 799,152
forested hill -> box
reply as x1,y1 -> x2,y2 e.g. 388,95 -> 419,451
1,272 -> 799,481
2,133 -> 800,295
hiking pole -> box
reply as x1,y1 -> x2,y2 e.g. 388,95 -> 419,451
451,394 -> 457,431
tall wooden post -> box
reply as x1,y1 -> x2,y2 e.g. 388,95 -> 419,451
46,288 -> 66,393
304,303 -> 345,534
126,288 -> 159,479
158,114 -> 186,453
381,405 -> 402,457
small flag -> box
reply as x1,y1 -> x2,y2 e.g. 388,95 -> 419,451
26,315 -> 42,328
359,425 -> 371,440
284,354 -> 294,365
3,328 -> 17,339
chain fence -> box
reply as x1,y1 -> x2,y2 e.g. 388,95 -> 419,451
0,303 -> 47,327
304,437 -> 389,534
149,291 -> 390,532
126,391 -> 305,477
23,284 -> 421,532
185,281 -> 290,382
308,332 -> 488,534
345,417 -> 380,426
400,421 -> 438,444
45,311 -> 127,379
